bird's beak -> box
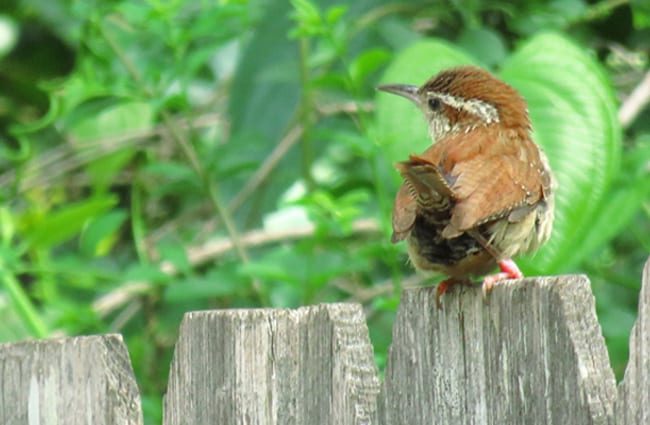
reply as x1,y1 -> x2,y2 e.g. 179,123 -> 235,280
376,84 -> 421,106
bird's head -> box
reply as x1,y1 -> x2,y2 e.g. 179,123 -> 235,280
378,66 -> 530,142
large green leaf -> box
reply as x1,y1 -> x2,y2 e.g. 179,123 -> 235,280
576,136 -> 650,258
375,33 -> 621,275
501,33 -> 621,273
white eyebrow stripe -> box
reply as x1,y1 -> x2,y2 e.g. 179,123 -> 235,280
428,91 -> 500,124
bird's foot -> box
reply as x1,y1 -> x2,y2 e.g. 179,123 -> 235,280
481,259 -> 523,300
434,277 -> 471,309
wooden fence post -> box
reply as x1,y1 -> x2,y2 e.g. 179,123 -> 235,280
0,334 -> 142,425
3,269 -> 650,423
381,275 -> 618,425
613,260 -> 650,425
163,303 -> 380,424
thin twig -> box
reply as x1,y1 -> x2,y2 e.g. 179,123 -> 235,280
159,111 -> 255,269
228,125 -> 304,212
315,100 -> 374,115
92,281 -> 150,319
171,217 -> 380,271
226,100 -> 371,214
297,37 -> 316,191
93,217 -> 381,317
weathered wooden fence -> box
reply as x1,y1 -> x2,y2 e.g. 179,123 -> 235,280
2,260 -> 650,424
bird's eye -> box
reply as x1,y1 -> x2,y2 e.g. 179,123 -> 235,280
428,97 -> 442,111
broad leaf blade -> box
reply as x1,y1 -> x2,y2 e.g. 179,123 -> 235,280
502,33 -> 621,274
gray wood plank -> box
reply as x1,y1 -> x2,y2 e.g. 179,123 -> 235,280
0,334 -> 142,425
163,303 -> 380,425
613,259 -> 650,425
381,275 -> 617,425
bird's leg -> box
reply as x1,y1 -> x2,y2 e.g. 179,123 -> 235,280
436,279 -> 453,309
434,277 -> 470,309
481,258 -> 523,299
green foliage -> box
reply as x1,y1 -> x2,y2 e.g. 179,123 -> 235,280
502,33 -> 622,273
2,0 -> 650,422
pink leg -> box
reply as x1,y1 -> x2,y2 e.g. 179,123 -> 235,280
482,259 -> 523,297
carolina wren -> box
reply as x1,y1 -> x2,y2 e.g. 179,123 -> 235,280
378,66 -> 555,307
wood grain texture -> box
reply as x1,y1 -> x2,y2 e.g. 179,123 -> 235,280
613,259 -> 650,425
0,334 -> 142,425
4,271 -> 649,424
381,275 -> 617,425
163,303 -> 380,425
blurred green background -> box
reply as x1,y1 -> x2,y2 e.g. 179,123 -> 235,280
1,0 -> 650,422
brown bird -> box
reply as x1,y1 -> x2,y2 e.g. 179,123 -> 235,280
378,66 -> 555,307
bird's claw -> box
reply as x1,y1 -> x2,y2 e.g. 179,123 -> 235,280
435,279 -> 452,310
435,278 -> 473,309
481,259 -> 524,303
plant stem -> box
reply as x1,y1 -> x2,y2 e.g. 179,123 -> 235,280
131,170 -> 149,263
298,37 -> 315,191
159,112 -> 253,268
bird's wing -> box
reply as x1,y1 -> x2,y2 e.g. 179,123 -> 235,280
442,146 -> 546,238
